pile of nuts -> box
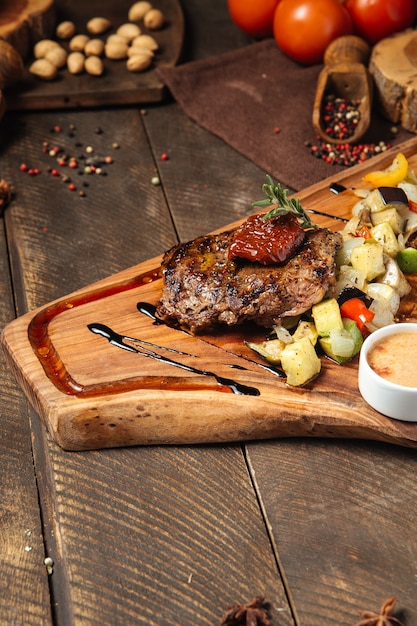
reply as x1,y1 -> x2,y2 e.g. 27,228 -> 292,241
29,1 -> 165,80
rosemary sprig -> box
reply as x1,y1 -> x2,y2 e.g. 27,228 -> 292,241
252,174 -> 316,229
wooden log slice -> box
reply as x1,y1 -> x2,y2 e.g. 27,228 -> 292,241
0,0 -> 56,61
369,28 -> 417,133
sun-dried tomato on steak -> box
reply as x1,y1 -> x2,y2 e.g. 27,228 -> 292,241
228,212 -> 306,265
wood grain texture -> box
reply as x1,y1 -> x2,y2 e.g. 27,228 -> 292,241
40,443 -> 294,625
141,100 -> 269,241
3,0 -> 417,624
246,438 -> 417,625
0,223 -> 53,623
0,0 -> 56,60
3,138 -> 417,451
1,6 -> 295,621
5,0 -> 184,110
370,29 -> 417,133
1,108 -> 179,311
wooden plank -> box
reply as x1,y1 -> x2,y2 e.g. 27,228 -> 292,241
4,3 -> 416,626
140,100 -> 269,242
1,107 -> 179,309
37,442 -> 294,625
3,138 -> 417,451
0,224 -> 52,623
1,107 -> 293,624
4,0 -> 184,110
246,438 -> 417,625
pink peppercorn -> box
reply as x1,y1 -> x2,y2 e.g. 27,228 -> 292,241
160,153 -> 169,161
19,163 -> 29,172
67,183 -> 76,191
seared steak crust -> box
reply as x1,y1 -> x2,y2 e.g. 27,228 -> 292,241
157,227 -> 342,334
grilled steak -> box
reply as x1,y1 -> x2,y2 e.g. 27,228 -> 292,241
157,226 -> 342,334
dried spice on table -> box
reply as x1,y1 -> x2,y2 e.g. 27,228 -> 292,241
220,595 -> 271,626
18,123 -> 117,198
352,596 -> 404,626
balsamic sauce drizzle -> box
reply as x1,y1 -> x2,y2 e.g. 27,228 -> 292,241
137,302 -> 286,379
87,322 -> 260,396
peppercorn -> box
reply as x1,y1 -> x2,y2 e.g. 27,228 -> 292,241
307,138 -> 391,167
321,94 -> 361,141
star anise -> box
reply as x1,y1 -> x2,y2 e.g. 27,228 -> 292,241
352,596 -> 404,626
0,179 -> 12,217
220,595 -> 271,626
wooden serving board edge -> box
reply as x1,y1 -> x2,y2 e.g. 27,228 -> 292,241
3,138 -> 417,451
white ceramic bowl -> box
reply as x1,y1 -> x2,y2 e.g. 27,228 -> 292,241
358,322 -> 417,422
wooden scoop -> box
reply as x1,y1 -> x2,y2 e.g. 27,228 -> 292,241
313,35 -> 373,144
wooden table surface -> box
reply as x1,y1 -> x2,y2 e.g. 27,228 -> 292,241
1,1 -> 417,625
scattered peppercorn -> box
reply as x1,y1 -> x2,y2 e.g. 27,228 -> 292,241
151,176 -> 160,186
18,121 -> 119,199
160,153 -> 169,161
307,139 -> 391,167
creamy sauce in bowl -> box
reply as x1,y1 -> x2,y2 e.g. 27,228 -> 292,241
368,331 -> 417,388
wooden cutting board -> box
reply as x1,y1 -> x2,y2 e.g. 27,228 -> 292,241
3,137 -> 417,451
3,0 -> 184,110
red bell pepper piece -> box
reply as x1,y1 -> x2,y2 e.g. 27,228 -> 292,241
355,225 -> 373,239
340,297 -> 375,334
409,199 -> 417,214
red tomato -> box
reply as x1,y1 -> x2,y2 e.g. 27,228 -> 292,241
227,0 -> 281,39
273,0 -> 353,65
345,0 -> 417,45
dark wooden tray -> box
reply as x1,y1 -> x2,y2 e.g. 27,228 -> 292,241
4,0 -> 184,110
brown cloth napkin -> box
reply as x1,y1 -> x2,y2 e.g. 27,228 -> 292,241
157,39 -> 411,191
